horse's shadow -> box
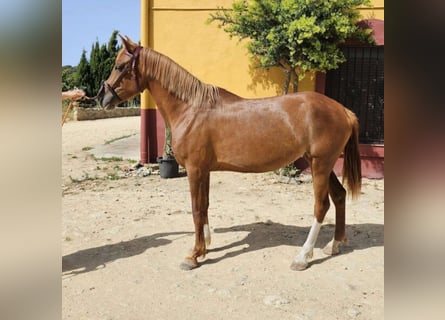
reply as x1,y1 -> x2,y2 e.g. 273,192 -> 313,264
62,231 -> 192,276
204,221 -> 384,267
62,222 -> 383,274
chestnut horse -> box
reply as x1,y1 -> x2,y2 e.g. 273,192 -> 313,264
96,36 -> 361,271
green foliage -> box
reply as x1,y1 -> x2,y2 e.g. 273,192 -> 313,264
83,31 -> 122,97
76,49 -> 93,95
62,65 -> 77,91
63,31 -> 123,99
209,0 -> 374,93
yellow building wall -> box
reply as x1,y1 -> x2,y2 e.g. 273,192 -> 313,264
360,0 -> 384,20
148,0 -> 383,98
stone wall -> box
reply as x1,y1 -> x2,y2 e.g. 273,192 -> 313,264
74,107 -> 140,121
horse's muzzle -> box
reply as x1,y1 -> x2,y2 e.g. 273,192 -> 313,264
95,81 -> 116,110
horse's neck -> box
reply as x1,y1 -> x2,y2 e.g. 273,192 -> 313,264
147,80 -> 190,128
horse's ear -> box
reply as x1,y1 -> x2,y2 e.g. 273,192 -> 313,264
119,34 -> 138,53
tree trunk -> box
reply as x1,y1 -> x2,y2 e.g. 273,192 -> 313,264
163,124 -> 173,159
282,68 -> 299,95
291,69 -> 299,93
283,69 -> 291,95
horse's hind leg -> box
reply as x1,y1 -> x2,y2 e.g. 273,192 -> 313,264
323,172 -> 347,255
291,158 -> 331,271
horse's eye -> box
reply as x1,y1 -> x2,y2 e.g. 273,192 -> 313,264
115,65 -> 124,72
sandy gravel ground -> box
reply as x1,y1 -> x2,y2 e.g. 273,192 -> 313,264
62,117 -> 384,320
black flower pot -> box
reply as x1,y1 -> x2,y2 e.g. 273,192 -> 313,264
157,156 -> 179,178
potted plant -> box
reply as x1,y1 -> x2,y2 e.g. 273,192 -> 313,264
157,125 -> 179,178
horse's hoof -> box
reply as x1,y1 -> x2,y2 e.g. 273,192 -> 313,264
179,258 -> 199,271
290,260 -> 308,271
322,239 -> 344,256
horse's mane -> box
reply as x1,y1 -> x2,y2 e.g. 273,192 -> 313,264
141,48 -> 220,109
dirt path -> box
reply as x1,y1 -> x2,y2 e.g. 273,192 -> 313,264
62,117 -> 384,320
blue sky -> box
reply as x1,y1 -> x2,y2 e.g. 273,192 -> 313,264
62,0 -> 140,66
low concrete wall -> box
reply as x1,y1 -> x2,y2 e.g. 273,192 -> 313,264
73,107 -> 140,121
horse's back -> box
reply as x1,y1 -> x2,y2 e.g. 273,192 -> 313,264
205,91 -> 353,171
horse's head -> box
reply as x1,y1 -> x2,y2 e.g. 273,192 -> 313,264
96,35 -> 143,110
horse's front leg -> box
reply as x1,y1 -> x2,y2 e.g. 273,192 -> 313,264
180,167 -> 210,270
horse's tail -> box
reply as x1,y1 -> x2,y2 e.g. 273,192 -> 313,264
342,109 -> 362,199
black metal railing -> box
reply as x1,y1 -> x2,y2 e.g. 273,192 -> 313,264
325,46 -> 384,144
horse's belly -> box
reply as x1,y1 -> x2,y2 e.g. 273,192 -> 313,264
213,138 -> 305,172
210,105 -> 308,172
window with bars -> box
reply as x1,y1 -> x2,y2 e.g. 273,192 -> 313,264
325,46 -> 384,144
